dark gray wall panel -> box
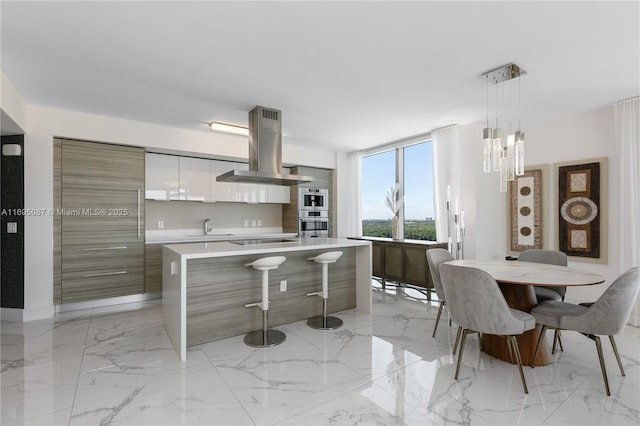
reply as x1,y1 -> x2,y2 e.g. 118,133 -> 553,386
1,135 -> 25,309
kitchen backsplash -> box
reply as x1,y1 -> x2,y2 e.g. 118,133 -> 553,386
145,200 -> 283,231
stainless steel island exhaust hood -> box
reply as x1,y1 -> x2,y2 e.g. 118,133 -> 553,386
216,106 -> 313,186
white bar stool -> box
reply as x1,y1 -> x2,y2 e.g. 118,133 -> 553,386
243,256 -> 287,347
306,251 -> 344,330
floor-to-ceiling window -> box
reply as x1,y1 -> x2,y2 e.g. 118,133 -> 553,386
361,149 -> 396,238
361,140 -> 435,240
403,142 -> 435,240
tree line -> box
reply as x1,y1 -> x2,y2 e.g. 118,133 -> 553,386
362,219 -> 436,241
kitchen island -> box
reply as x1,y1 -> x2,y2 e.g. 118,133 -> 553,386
163,237 -> 372,361
145,230 -> 298,293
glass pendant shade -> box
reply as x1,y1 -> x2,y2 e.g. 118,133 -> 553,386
506,133 -> 515,181
483,127 -> 493,172
492,128 -> 502,171
515,130 -> 525,175
499,150 -> 508,192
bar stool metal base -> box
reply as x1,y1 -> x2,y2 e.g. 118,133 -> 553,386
243,329 -> 286,348
307,315 -> 343,330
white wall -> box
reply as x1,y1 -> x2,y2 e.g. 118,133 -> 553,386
21,105 -> 337,319
334,151 -> 349,238
525,106 -> 619,302
1,71 -> 27,133
459,105 -> 622,303
456,121 -> 508,262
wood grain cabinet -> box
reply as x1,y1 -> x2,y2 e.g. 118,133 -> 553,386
54,139 -> 145,304
282,166 -> 334,236
145,244 -> 163,294
352,237 -> 448,299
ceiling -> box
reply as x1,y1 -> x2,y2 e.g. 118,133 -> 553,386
1,1 -> 638,152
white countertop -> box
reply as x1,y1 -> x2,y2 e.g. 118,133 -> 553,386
164,237 -> 371,259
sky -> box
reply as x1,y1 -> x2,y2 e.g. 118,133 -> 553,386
361,141 -> 434,220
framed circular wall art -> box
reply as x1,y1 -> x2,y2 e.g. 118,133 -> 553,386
555,157 -> 608,263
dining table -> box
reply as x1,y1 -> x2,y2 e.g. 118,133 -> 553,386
444,259 -> 605,366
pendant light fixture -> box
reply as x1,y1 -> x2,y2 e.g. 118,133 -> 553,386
481,63 -> 526,191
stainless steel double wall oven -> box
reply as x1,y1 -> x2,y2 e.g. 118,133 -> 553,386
298,188 -> 328,237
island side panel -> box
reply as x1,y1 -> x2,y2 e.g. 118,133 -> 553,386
185,247 -> 356,346
162,247 -> 187,362
356,242 -> 372,312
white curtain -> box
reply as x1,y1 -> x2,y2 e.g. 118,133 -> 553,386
432,125 -> 460,243
615,97 -> 640,326
346,150 -> 362,238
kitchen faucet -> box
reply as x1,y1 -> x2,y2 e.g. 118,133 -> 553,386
204,218 -> 211,235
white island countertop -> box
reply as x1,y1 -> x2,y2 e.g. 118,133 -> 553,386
164,237 -> 370,259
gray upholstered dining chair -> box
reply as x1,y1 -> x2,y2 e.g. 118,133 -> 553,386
517,249 -> 568,303
530,267 -> 640,396
426,248 -> 455,338
439,263 -> 536,393
517,249 -> 568,352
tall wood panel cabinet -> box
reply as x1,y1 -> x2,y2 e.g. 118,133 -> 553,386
282,166 -> 334,237
53,139 -> 145,304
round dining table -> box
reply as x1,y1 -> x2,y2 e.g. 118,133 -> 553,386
444,259 -> 605,366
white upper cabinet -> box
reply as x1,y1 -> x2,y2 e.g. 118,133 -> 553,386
236,163 -> 267,203
225,164 -> 291,203
179,157 -> 210,201
146,154 -> 291,203
233,165 -> 288,204
210,160 -> 241,202
145,153 -> 180,200
268,167 -> 291,203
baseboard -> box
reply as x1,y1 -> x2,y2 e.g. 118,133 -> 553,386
56,293 -> 161,313
1,293 -> 162,322
1,305 -> 55,322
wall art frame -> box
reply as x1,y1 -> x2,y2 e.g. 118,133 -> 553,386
554,157 -> 608,264
507,165 -> 548,254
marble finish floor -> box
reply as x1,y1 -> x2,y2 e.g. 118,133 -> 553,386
2,284 -> 639,425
